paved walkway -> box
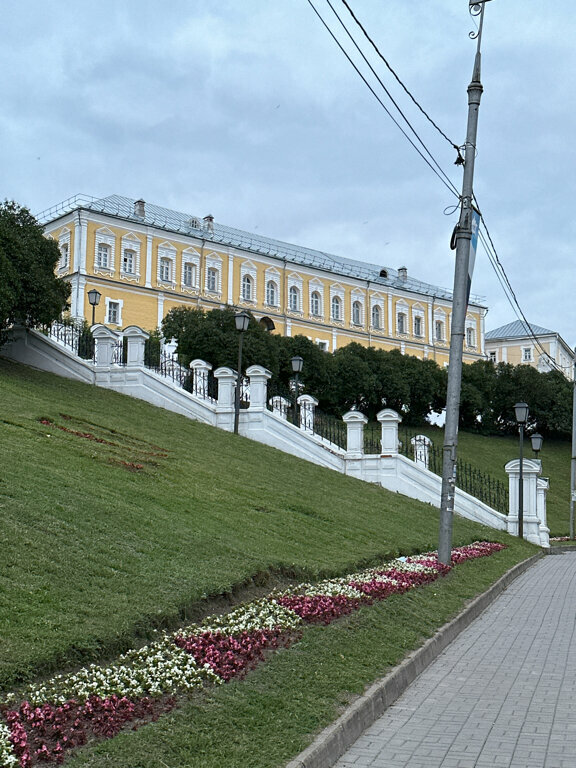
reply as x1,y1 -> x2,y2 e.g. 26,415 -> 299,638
334,554 -> 576,768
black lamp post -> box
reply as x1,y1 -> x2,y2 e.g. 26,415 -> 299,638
233,311 -> 251,434
87,289 -> 101,326
514,402 -> 529,540
530,432 -> 543,458
291,356 -> 303,425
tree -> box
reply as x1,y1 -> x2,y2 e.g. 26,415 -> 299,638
0,201 -> 70,341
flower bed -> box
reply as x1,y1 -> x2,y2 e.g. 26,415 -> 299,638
0,541 -> 505,766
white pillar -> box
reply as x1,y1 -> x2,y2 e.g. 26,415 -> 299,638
537,476 -> 550,548
297,394 -> 318,431
505,458 -> 542,544
246,365 -> 272,411
92,324 -> 119,367
377,408 -> 402,455
343,411 -> 368,459
214,366 -> 236,431
122,325 -> 149,367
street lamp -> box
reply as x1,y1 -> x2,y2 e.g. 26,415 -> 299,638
514,402 -> 529,540
530,432 -> 543,458
233,311 -> 250,434
87,289 -> 101,326
291,356 -> 303,425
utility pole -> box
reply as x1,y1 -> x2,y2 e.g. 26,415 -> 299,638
570,347 -> 576,539
438,1 -> 489,565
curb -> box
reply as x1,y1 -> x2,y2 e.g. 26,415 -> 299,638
285,553 -> 542,768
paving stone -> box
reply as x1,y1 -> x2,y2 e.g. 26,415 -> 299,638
333,556 -> 576,768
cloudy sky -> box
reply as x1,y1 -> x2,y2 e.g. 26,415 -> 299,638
2,1 -> 574,350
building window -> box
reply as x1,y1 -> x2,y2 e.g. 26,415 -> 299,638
122,249 -> 135,274
310,291 -> 321,316
523,347 -> 533,362
207,267 -> 219,292
414,315 -> 423,337
466,327 -> 476,347
317,340 -> 329,352
489,351 -> 497,363
59,243 -> 69,269
242,274 -> 253,301
352,301 -> 362,326
371,305 -> 381,329
183,263 -> 196,287
96,243 -> 109,269
331,295 -> 342,321
397,312 -> 407,335
289,285 -> 300,312
435,320 -> 444,341
266,280 -> 278,306
159,257 -> 171,282
107,301 -> 120,325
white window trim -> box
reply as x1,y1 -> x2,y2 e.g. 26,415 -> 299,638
105,297 -> 123,326
205,253 -> 222,294
265,278 -> 279,307
58,228 -> 71,271
94,227 -> 116,274
288,274 -> 303,314
351,291 -> 364,327
157,242 -> 176,287
120,233 -> 141,280
181,247 -> 201,290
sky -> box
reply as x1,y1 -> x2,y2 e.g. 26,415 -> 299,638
1,1 -> 574,350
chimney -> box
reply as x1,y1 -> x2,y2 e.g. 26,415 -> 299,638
398,266 -> 408,281
134,199 -> 145,218
203,214 -> 214,233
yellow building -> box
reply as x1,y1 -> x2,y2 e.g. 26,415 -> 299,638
39,194 -> 487,365
485,321 -> 574,380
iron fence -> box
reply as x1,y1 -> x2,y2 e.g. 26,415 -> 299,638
45,322 -> 95,360
364,422 -> 381,454
399,429 -> 509,514
112,340 -> 126,366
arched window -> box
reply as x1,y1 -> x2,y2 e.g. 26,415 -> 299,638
352,301 -> 362,325
96,243 -> 109,269
266,280 -> 278,306
371,304 -> 381,329
159,258 -> 171,282
414,315 -> 423,337
331,295 -> 341,321
242,274 -> 253,301
397,312 -> 407,335
289,285 -> 300,311
435,319 -> 444,341
466,327 -> 476,347
310,291 -> 321,316
207,267 -> 219,292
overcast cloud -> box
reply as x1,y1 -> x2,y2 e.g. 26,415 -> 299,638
1,1 -> 574,350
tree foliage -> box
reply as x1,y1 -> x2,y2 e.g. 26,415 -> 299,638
0,201 -> 70,340
162,306 -> 573,439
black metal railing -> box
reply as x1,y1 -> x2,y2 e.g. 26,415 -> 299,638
364,422 -> 381,454
304,406 -> 347,450
238,375 -> 250,409
46,322 -> 95,360
146,351 -> 188,387
112,340 -> 126,366
399,430 -> 509,514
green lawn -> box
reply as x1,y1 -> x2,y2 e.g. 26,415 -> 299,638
0,357 -> 545,766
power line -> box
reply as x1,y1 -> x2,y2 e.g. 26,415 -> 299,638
324,0 -> 460,197
305,0 -> 460,199
339,0 -> 461,154
476,211 -> 570,373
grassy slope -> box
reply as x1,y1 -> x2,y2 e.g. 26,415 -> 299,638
0,358 -> 545,766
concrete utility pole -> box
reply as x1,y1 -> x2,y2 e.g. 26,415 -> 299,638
438,1 -> 489,565
570,347 -> 576,539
